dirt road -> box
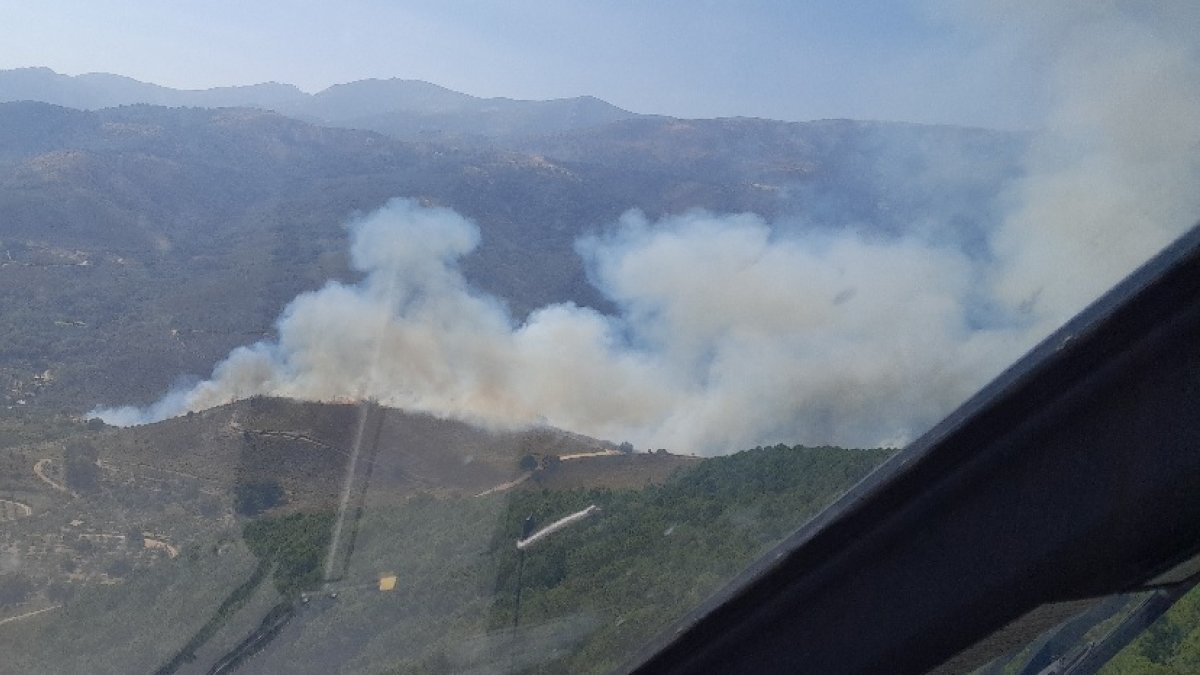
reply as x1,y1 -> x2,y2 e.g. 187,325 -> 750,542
0,499 -> 32,520
0,605 -> 60,627
475,472 -> 533,497
559,450 -> 621,461
32,458 -> 69,493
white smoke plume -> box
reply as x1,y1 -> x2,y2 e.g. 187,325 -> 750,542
92,200 -> 1015,451
972,0 -> 1200,335
91,4 -> 1199,453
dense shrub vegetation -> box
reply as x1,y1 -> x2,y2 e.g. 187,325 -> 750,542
383,444 -> 892,674
243,511 -> 334,596
1101,588 -> 1200,675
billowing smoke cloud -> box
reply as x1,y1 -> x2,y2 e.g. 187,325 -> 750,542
92,4 -> 1199,453
93,201 -> 1015,451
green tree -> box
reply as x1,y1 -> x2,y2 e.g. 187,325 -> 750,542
63,441 -> 100,493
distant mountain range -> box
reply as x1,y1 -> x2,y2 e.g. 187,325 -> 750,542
0,68 -> 1025,416
0,67 -> 639,141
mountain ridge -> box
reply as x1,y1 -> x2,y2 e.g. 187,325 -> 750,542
0,67 -> 639,141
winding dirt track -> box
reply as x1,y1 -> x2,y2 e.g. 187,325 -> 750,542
32,459 -> 69,493
473,450 -> 640,496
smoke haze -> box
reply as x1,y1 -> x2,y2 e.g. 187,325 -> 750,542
92,4 -> 1200,453
973,0 -> 1200,334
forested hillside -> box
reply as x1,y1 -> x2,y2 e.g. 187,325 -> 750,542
0,441 -> 892,674
1099,589 -> 1200,675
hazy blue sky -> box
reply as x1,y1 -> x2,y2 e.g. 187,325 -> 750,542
0,1 -> 1066,128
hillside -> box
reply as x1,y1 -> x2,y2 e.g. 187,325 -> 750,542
503,116 -> 1025,248
0,100 -> 1023,421
0,408 -> 892,674
0,102 -> 625,412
